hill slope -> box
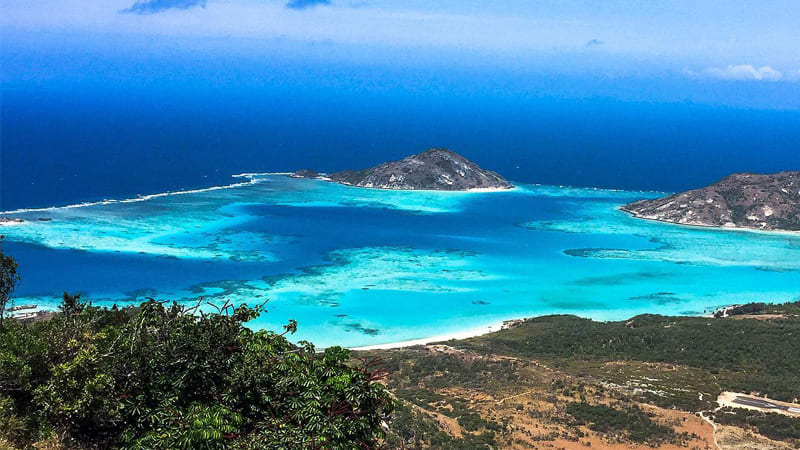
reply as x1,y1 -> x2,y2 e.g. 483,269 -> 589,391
328,148 -> 513,191
367,302 -> 800,449
622,171 -> 800,231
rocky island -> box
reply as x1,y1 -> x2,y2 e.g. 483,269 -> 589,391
622,171 -> 800,231
317,148 -> 512,191
290,169 -> 320,179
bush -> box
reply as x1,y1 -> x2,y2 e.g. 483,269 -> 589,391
713,407 -> 800,442
566,402 -> 673,444
457,313 -> 800,402
0,294 -> 393,449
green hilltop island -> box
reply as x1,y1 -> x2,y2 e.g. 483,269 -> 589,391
623,171 -> 800,232
292,148 -> 514,191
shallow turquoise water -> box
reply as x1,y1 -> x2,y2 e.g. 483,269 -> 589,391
3,175 -> 800,347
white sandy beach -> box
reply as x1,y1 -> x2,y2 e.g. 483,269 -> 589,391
350,320 -> 510,350
620,207 -> 800,237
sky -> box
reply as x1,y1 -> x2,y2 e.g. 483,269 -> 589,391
2,0 -> 799,109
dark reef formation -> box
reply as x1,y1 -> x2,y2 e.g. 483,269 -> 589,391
326,148 -> 513,191
622,171 -> 800,231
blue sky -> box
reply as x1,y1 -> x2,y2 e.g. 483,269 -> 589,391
2,0 -> 800,108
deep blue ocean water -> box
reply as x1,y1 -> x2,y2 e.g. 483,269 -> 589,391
3,85 -> 800,211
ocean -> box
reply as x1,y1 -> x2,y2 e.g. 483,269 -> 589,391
3,175 -> 800,348
3,84 -> 800,211
2,85 -> 800,347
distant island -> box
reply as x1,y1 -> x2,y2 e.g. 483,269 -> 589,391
622,171 -> 800,232
293,148 -> 513,191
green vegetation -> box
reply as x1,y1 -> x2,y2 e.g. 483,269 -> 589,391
0,245 -> 392,449
453,313 -> 800,404
0,295 -> 393,449
712,407 -> 800,443
383,402 -> 458,448
383,402 -> 499,450
0,238 -> 20,329
374,350 -> 515,448
717,300 -> 800,317
369,304 -> 800,447
716,302 -> 769,317
566,402 -> 673,444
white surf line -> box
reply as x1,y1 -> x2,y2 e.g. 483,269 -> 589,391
0,175 -> 271,215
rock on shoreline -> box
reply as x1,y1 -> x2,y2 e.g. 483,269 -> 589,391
622,171 -> 800,232
0,217 -> 25,225
290,169 -> 320,179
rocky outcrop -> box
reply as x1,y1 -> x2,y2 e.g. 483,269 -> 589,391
290,169 -> 320,179
327,148 -> 512,191
0,217 -> 24,225
622,171 -> 800,231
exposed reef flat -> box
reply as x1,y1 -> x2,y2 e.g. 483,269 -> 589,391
326,148 -> 513,191
622,171 -> 800,232
0,217 -> 25,225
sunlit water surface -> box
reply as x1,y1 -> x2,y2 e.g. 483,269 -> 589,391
3,175 -> 800,347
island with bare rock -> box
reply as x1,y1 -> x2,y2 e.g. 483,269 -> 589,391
322,148 -> 513,191
622,171 -> 800,231
290,169 -> 320,179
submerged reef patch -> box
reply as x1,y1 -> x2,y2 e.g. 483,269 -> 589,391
343,322 -> 381,336
628,292 -> 684,305
571,271 -> 674,287
260,247 -> 493,299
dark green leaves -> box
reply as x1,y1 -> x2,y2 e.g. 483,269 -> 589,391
0,296 -> 392,448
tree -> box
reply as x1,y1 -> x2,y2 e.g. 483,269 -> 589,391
0,237 -> 20,330
1,294 -> 394,448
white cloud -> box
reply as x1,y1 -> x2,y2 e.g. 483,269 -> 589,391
700,64 -> 784,81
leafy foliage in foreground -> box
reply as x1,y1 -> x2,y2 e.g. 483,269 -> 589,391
0,238 -> 20,330
0,295 -> 393,449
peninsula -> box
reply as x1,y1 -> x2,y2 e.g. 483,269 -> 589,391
294,148 -> 513,191
622,171 -> 800,232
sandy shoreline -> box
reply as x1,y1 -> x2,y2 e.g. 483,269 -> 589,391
350,320 -> 516,350
619,207 -> 800,237
354,301 -> 752,351
331,181 -> 520,194
295,174 -> 520,194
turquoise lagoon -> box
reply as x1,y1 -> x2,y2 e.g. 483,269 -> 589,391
3,175 -> 800,347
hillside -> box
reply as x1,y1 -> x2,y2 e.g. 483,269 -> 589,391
327,148 -> 513,191
622,171 -> 800,231
365,302 -> 800,449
